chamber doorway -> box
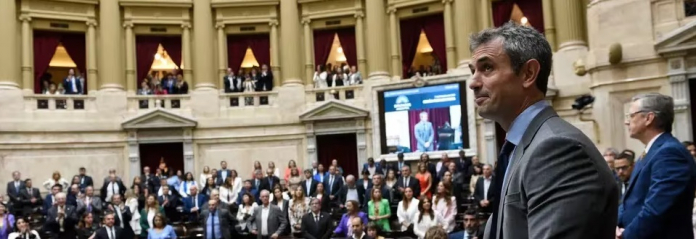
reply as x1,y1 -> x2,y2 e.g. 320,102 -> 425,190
316,133 -> 359,177
139,143 -> 185,176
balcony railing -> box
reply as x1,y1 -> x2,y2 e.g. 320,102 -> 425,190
220,91 -> 277,108
26,95 -> 96,111
127,95 -> 191,111
306,85 -> 363,103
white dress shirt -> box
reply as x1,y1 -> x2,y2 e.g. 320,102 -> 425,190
483,176 -> 492,200
106,226 -> 115,239
114,204 -> 124,228
106,182 -> 120,202
261,205 -> 270,236
397,199 -> 420,231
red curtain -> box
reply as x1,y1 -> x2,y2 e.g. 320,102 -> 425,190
422,14 -> 447,73
399,17 -> 423,77
336,27 -> 357,67
313,30 -> 335,67
33,31 -> 62,93
316,134 -> 359,178
160,36 -> 182,68
227,34 -> 270,70
135,36 -> 161,83
60,33 -> 87,93
516,0 -> 545,33
408,108 -> 451,152
492,0 -> 515,27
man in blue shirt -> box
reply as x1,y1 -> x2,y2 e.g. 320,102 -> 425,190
201,199 -> 234,239
414,111 -> 434,152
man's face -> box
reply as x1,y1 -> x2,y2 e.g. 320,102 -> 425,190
262,65 -> 268,71
260,192 -> 269,205
329,166 -> 336,175
85,187 -> 93,196
211,191 -> 220,200
79,169 -> 86,175
420,113 -> 428,122
255,172 -> 263,179
25,181 -> 32,188
267,170 -> 274,177
227,68 -> 232,75
402,167 -> 411,177
469,38 -> 526,120
312,162 -> 317,168
12,172 -> 20,181
472,156 -> 479,164
162,186 -> 169,194
190,187 -> 198,195
56,196 -> 65,205
144,167 -> 150,174
448,163 -> 456,172
244,182 -> 252,189
604,156 -> 615,170
464,214 -> 479,233
52,187 -> 60,195
68,69 -> 74,75
688,145 -> 696,158
625,100 -> 652,139
350,218 -> 363,235
208,200 -> 217,211
71,186 -> 79,194
311,199 -> 321,212
104,215 -> 115,227
614,158 -> 634,182
318,164 -> 324,172
483,165 -> 492,177
305,171 -> 312,179
112,195 -> 122,205
373,176 -> 382,186
221,162 -> 227,169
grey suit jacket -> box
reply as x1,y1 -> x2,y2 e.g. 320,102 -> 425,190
200,207 -> 235,239
484,106 -> 618,239
415,121 -> 434,151
76,196 -> 103,215
250,204 -> 287,239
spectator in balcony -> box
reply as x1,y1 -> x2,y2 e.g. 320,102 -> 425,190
161,73 -> 176,94
45,82 -> 61,95
329,67 -> 346,87
242,75 -> 256,93
223,68 -> 242,93
348,65 -> 362,85
153,84 -> 168,95
40,76 -> 52,94
172,73 -> 188,94
313,65 -> 328,89
258,64 -> 274,91
138,82 -> 153,95
63,68 -> 83,95
43,171 -> 70,192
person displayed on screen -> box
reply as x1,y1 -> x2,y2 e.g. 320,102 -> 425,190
415,111 -> 434,152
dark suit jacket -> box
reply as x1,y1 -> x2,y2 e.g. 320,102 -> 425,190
257,71 -> 274,91
63,77 -> 83,94
449,230 -> 483,239
396,176 -> 421,197
301,212 -> 332,239
142,173 -> 158,193
45,205 -> 79,238
19,187 -> 42,215
223,75 -> 242,93
100,181 -> 126,202
338,185 -> 365,206
43,195 -> 54,215
78,175 -> 94,190
261,176 -> 281,192
200,207 -> 235,239
94,226 -> 125,239
474,176 -> 495,212
216,169 -> 233,185
173,81 -> 189,94
324,174 -> 344,197
301,179 -> 319,197
6,181 -> 25,204
618,133 -> 696,239
250,204 -> 287,238
108,204 -> 134,239
362,163 -> 383,175
484,106 -> 618,239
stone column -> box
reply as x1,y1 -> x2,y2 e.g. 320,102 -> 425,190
192,0 -> 216,90
183,129 -> 195,173
216,24 -> 227,87
479,0 -> 492,30
0,0 -> 20,89
280,0 -> 303,85
20,15 -> 32,92
303,18 -> 314,86
442,0 -> 456,71
127,130 -> 141,178
124,22 -> 136,93
454,0 -> 478,68
388,8 -> 401,78
269,20 -> 281,87
354,11 -> 367,76
554,0 -> 586,50
181,23 -> 193,83
542,0 -> 557,51
668,56 -> 692,141
365,0 -> 390,78
86,20 -> 98,94
483,119 -> 498,165
99,0 -> 124,90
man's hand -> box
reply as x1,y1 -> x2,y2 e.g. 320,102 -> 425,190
30,198 -> 36,203
480,200 -> 489,207
108,205 -> 114,211
330,195 -> 334,200
424,142 -> 431,148
294,224 -> 301,230
398,187 -> 405,192
339,204 -> 344,208
251,230 -> 258,235
615,227 -> 624,239
191,207 -> 198,212
271,233 -> 279,239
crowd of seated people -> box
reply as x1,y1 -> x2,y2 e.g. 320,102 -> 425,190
2,151 -> 488,239
313,63 -> 363,88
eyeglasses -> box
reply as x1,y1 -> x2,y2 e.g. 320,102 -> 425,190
625,110 -> 658,120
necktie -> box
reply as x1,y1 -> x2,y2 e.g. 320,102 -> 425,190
184,182 -> 188,194
87,198 -> 91,212
315,214 -> 319,223
110,227 -> 115,239
112,183 -> 116,195
211,211 -> 217,239
256,180 -> 260,189
490,140 -> 516,239
15,182 -> 19,193
329,176 -> 334,193
405,177 -> 409,187
269,179 -> 273,189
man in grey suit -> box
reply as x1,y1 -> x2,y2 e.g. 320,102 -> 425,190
414,111 -> 434,152
468,22 -> 618,239
250,190 -> 287,239
76,186 -> 103,221
200,199 -> 235,239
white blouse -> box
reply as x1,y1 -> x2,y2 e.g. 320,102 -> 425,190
219,186 -> 237,205
8,231 -> 41,239
236,203 -> 258,230
199,174 -> 211,188
412,212 -> 439,239
127,197 -> 142,235
43,178 -> 70,191
432,195 -> 457,233
147,208 -> 157,229
313,72 -> 328,88
397,199 -> 420,231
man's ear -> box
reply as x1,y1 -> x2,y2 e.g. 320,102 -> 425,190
521,59 -> 541,89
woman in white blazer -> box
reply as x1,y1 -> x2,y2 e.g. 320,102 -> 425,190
235,193 -> 258,233
313,65 -> 328,89
199,166 -> 211,189
397,187 -> 420,232
43,171 -> 69,191
412,196 -> 439,239
125,189 -> 142,236
432,182 -> 457,233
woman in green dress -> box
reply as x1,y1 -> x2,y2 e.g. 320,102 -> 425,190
367,187 -> 391,232
139,194 -> 165,239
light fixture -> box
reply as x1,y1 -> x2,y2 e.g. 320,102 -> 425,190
337,47 -> 343,53
154,53 -> 162,60
420,47 -> 433,53
337,55 -> 347,62
521,17 -> 528,25
160,58 -> 167,64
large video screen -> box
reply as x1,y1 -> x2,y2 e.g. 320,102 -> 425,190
379,83 -> 468,154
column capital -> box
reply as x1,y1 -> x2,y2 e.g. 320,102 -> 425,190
18,15 -> 31,22
301,18 -> 311,25
181,22 -> 192,29
123,21 -> 134,28
387,7 -> 397,14
354,11 -> 364,19
215,23 -> 225,29
269,19 -> 279,27
86,19 -> 98,27
441,0 -> 453,4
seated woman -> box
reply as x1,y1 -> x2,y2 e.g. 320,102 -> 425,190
0,204 -> 15,239
147,214 -> 176,239
397,187 -> 419,233
7,217 -> 40,239
333,200 -> 368,237
76,212 -> 98,239
368,188 -> 391,232
432,182 -> 457,233
235,192 -> 257,234
413,197 -> 439,239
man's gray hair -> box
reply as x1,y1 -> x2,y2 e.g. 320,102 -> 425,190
345,175 -> 355,181
55,192 -> 66,199
260,189 -> 270,196
632,93 -> 674,133
469,22 -> 552,94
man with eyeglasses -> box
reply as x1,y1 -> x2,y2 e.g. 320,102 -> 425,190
613,152 -> 634,204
